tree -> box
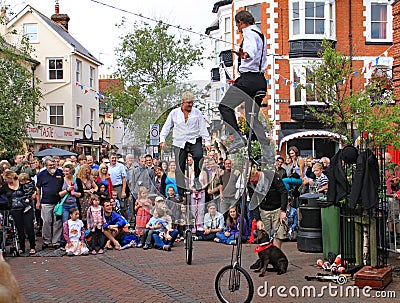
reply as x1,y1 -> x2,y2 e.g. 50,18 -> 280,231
107,20 -> 206,146
304,40 -> 400,149
0,23 -> 42,158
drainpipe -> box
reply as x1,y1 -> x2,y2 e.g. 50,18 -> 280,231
349,0 -> 354,142
31,65 -> 36,124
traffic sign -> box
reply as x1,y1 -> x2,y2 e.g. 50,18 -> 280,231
149,124 -> 160,146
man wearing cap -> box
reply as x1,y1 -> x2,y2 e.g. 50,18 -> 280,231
160,91 -> 212,196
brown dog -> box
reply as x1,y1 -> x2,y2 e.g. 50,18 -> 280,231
253,229 -> 288,276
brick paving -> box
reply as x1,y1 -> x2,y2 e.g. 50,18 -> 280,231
5,240 -> 400,303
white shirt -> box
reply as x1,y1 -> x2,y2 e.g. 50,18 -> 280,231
240,25 -> 267,74
160,107 -> 211,149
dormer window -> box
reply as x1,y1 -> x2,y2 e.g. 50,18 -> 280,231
24,23 -> 38,42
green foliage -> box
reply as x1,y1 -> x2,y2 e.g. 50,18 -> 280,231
304,40 -> 400,148
107,20 -> 205,147
303,40 -> 356,144
353,73 -> 400,149
0,36 -> 42,158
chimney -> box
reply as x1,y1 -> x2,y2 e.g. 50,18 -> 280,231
51,0 -> 70,31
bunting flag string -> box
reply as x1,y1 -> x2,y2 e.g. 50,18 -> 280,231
233,44 -> 395,90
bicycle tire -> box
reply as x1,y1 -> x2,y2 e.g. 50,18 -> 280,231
215,264 -> 254,303
185,230 -> 193,265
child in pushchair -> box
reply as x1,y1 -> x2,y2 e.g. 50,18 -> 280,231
0,209 -> 20,257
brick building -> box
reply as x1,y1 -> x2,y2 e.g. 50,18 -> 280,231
207,0 -> 394,158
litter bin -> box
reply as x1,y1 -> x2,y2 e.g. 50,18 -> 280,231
320,201 -> 340,260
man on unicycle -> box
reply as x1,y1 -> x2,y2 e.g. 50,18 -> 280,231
160,91 -> 212,196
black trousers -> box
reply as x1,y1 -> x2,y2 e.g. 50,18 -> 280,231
174,137 -> 203,196
218,73 -> 269,146
11,207 -> 35,251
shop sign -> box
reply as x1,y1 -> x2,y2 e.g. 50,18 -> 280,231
27,124 -> 74,141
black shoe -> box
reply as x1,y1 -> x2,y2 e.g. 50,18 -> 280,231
42,243 -> 51,250
250,258 -> 262,270
194,179 -> 202,191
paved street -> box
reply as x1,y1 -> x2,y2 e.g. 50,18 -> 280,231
6,240 -> 400,303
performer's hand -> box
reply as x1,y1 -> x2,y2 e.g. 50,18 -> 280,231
233,48 -> 249,59
160,142 -> 167,150
205,145 -> 212,152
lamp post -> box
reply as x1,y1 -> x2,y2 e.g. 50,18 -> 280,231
99,119 -> 106,143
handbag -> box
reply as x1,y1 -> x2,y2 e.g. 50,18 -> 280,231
54,178 -> 76,216
54,193 -> 69,216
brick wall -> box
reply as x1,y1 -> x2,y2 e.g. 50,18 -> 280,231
393,0 -> 400,102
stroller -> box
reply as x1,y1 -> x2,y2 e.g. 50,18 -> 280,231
0,208 -> 20,257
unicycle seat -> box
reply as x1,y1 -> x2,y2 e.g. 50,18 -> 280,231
254,90 -> 266,101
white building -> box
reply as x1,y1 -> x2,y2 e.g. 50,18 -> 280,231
3,3 -> 103,157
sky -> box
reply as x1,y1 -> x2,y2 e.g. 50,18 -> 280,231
7,0 -> 218,80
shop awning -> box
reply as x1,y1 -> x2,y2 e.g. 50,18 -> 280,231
279,130 -> 346,150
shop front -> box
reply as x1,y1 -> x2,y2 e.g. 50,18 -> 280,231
27,123 -> 75,152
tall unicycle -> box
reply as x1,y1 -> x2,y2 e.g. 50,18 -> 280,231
185,228 -> 193,265
215,90 -> 265,303
184,150 -> 193,265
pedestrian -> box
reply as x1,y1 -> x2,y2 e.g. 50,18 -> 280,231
134,186 -> 152,237
63,208 -> 89,256
36,157 -> 64,249
0,170 -> 36,255
219,159 -> 242,216
108,153 -> 127,217
250,169 -> 288,249
86,194 -> 106,255
160,91 -> 212,196
218,10 -> 273,164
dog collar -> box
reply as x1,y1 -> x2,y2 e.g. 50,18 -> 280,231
254,242 -> 274,253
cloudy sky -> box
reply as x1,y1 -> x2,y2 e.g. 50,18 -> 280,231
8,0 -> 218,79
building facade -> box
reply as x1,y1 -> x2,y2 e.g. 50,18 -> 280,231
3,3 -> 102,157
207,0 -> 394,158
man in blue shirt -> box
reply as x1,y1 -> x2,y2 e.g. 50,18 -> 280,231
36,157 -> 64,249
103,200 -> 127,249
108,153 -> 127,216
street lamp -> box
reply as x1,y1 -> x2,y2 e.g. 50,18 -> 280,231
99,119 -> 105,143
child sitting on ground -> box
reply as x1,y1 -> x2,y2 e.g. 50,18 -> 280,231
86,194 -> 106,255
137,208 -> 168,250
135,186 -> 152,237
176,204 -> 194,240
63,208 -> 89,256
165,186 -> 182,224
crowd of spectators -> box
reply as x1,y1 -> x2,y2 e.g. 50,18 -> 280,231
1,147 -> 398,257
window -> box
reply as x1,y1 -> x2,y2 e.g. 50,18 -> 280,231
371,4 -> 387,39
305,1 -> 325,34
76,105 -> 82,128
49,105 -> 64,125
365,0 -> 392,42
247,5 -> 261,29
76,60 -> 81,83
89,67 -> 95,88
293,2 -> 300,35
291,61 -> 322,104
24,23 -> 38,42
48,58 -> 63,80
214,40 -> 220,65
224,17 -> 232,49
290,0 -> 335,40
105,124 -> 110,138
90,109 -> 95,127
